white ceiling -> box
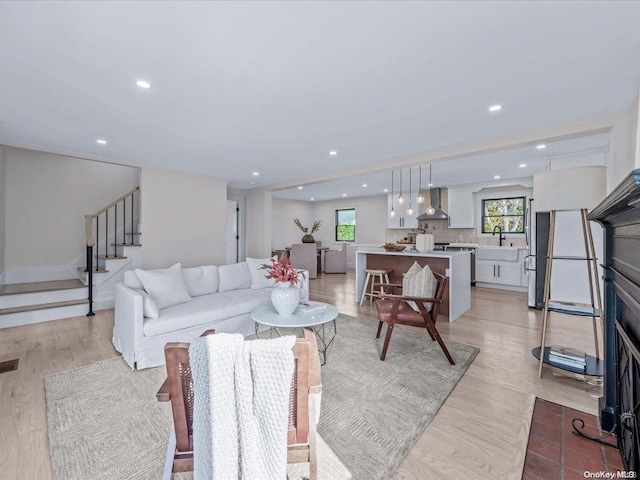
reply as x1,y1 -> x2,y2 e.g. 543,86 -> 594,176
0,2 -> 638,192
272,133 -> 610,201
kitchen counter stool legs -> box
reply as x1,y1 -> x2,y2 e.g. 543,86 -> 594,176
360,269 -> 391,305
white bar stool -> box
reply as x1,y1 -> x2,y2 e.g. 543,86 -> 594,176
360,269 -> 391,305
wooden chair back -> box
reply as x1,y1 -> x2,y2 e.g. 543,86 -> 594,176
157,330 -> 320,478
428,272 -> 448,322
375,271 -> 454,364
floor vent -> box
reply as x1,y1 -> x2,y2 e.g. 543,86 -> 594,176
0,359 -> 19,374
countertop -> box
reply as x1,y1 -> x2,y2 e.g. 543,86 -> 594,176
356,246 -> 468,258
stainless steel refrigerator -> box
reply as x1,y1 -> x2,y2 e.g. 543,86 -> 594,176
524,198 -> 603,308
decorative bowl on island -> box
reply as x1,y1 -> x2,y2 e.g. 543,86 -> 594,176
383,243 -> 406,252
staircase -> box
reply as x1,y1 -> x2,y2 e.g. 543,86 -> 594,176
0,187 -> 141,329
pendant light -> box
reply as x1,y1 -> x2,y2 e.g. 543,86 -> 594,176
406,167 -> 414,216
397,169 -> 405,204
389,171 -> 396,217
416,165 -> 425,204
425,164 -> 436,215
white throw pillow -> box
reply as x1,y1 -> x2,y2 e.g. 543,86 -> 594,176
218,262 -> 251,292
402,262 -> 438,313
246,256 -> 277,290
182,265 -> 219,296
135,263 -> 192,310
135,289 -> 160,319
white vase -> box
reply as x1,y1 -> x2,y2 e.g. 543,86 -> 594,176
271,283 -> 301,316
416,233 -> 435,252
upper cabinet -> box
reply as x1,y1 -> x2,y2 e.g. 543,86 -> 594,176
387,194 -> 419,229
447,186 -> 475,229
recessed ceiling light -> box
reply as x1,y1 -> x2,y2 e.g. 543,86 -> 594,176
136,80 -> 151,89
489,105 -> 502,112
519,163 -> 527,168
252,171 -> 259,176
310,197 -> 315,201
428,183 -> 433,187
383,188 -> 389,192
96,139 -> 107,145
494,175 -> 501,179
536,144 -> 546,149
297,186 -> 303,190
362,184 -> 368,188
329,151 -> 338,156
342,193 -> 347,197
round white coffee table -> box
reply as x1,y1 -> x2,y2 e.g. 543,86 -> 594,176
251,302 -> 339,365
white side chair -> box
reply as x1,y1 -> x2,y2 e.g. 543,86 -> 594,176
290,244 -> 318,279
324,243 -> 347,274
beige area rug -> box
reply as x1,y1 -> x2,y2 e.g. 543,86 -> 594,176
45,314 -> 479,479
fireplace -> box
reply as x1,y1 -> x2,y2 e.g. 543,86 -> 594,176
588,169 -> 640,471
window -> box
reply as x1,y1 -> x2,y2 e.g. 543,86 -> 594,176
482,197 -> 525,234
335,208 -> 356,242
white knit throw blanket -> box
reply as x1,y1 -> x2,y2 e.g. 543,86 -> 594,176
189,334 -> 296,480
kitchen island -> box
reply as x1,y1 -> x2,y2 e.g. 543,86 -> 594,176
355,247 -> 471,322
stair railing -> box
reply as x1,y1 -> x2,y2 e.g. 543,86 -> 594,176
84,186 -> 140,316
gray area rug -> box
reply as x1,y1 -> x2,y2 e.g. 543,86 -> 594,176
46,314 -> 478,479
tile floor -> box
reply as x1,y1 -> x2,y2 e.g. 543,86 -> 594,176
523,398 -> 626,479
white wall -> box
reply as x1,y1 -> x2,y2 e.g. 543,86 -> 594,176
0,146 -> 6,281
632,93 -> 640,168
312,195 -> 388,267
245,188 -> 273,258
140,166 -> 229,269
311,194 -> 387,247
271,198 -> 314,250
4,148 -> 139,270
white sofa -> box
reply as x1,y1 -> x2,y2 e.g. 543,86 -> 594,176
113,260 -> 309,370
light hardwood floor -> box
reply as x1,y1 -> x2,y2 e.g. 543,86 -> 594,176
0,270 -> 600,479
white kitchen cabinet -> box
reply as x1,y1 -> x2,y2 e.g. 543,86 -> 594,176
386,195 -> 418,229
447,186 -> 475,229
476,252 -> 526,287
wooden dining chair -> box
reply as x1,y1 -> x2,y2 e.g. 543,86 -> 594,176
156,329 -> 322,480
373,272 -> 455,364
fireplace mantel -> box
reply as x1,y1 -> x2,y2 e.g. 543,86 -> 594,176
588,169 -> 640,471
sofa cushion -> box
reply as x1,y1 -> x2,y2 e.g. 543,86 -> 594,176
182,265 -> 219,297
135,289 -> 160,319
218,262 -> 251,292
135,263 -> 192,310
124,263 -> 184,291
246,256 -> 277,289
124,270 -> 144,290
142,288 -> 273,337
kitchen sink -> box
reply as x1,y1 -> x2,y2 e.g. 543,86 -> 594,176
476,246 -> 519,261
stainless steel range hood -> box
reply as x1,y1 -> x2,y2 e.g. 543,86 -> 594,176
417,188 -> 449,220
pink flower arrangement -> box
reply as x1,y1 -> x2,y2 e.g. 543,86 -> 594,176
262,253 -> 302,286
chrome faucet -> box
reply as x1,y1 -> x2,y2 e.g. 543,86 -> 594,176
492,225 -> 505,246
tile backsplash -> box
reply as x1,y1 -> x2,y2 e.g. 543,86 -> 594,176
386,219 -> 527,247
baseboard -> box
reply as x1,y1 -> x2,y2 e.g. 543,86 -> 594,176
93,298 -> 115,310
474,282 -> 527,293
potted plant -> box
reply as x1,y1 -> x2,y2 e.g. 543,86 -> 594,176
262,253 -> 304,316
293,218 -> 322,243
